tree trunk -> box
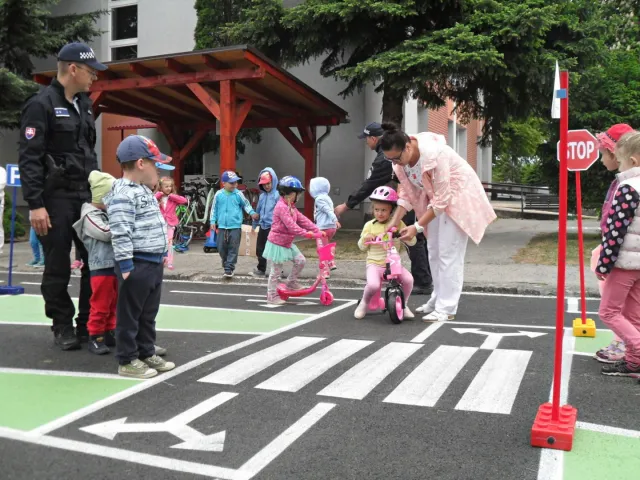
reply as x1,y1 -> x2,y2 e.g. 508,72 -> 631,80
382,87 -> 404,128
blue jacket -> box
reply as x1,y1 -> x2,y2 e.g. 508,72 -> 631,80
210,188 -> 255,229
253,167 -> 279,230
309,177 -> 338,230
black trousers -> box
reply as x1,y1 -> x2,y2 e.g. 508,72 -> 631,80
115,260 -> 163,365
256,227 -> 270,273
403,210 -> 433,287
39,196 -> 91,330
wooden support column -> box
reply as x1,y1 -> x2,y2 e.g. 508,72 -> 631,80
219,80 -> 237,175
278,125 -> 317,218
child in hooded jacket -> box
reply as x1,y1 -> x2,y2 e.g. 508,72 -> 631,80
251,168 -> 279,276
309,177 -> 340,271
155,176 -> 187,270
263,175 -> 323,305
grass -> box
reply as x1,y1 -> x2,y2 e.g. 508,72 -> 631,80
513,232 -> 602,266
296,230 -> 366,260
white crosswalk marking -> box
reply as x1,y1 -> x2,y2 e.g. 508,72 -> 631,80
455,349 -> 532,414
383,345 -> 477,407
256,339 -> 373,392
198,336 -> 325,385
318,342 -> 422,400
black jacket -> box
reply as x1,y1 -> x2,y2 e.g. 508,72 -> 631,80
346,143 -> 396,209
18,78 -> 98,209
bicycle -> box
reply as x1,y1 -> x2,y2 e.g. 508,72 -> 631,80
179,176 -> 220,239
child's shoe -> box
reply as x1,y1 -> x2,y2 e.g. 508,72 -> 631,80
267,297 -> 286,305
354,301 -> 367,319
286,281 -> 304,291
118,359 -> 157,379
154,345 -> 167,356
36,259 -> 45,267
601,359 -> 640,377
71,259 -> 83,270
403,307 -> 415,320
167,264 -> 174,270
105,329 -> 116,347
223,271 -> 233,278
594,340 -> 626,364
88,335 -> 110,355
26,259 -> 40,267
141,355 -> 175,372
249,269 -> 266,277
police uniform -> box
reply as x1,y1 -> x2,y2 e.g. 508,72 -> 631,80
18,43 -> 107,349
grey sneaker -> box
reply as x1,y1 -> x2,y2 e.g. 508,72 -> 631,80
142,354 -> 175,372
250,269 -> 266,277
154,345 -> 167,356
118,359 -> 158,379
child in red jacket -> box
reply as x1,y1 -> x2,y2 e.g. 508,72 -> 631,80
155,177 -> 187,270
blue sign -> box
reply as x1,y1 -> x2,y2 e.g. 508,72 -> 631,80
6,164 -> 20,187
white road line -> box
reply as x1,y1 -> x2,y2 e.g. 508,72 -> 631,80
455,349 -> 532,415
0,368 -> 139,381
235,403 -> 336,480
318,342 -> 422,400
31,300 -> 357,436
576,421 -> 640,439
410,322 -> 445,343
21,282 -> 43,285
447,320 -> 558,330
537,330 -> 575,480
383,345 -> 477,407
198,336 -> 326,385
256,339 -> 373,392
0,322 -> 261,335
0,427 -> 236,479
568,351 -> 593,357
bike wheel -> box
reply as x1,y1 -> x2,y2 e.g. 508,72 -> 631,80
386,288 -> 404,324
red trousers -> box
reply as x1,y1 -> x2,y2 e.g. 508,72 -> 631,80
88,275 -> 118,336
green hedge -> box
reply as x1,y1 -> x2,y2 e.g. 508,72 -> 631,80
3,191 -> 26,239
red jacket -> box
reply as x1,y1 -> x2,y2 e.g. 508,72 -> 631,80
155,192 -> 188,227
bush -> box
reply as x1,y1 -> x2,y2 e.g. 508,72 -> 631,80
521,161 -> 544,185
3,191 -> 26,239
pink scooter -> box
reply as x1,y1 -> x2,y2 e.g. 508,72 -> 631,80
364,227 -> 406,324
277,233 -> 335,306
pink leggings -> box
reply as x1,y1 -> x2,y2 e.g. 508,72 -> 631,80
166,226 -> 175,266
592,246 -> 621,344
362,264 -> 413,306
598,268 -> 640,365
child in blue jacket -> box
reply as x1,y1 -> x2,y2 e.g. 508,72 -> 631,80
309,177 -> 340,270
210,171 -> 258,277
251,168 -> 279,276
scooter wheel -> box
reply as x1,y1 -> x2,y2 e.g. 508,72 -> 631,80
320,291 -> 334,306
386,290 -> 404,324
204,247 -> 212,253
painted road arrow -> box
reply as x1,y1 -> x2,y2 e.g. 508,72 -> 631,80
79,391 -> 236,451
452,328 -> 546,350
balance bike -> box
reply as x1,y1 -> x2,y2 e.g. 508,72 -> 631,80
277,235 -> 335,306
364,228 -> 406,324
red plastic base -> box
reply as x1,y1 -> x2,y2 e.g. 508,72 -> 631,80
531,402 -> 578,451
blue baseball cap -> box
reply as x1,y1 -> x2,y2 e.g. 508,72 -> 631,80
156,163 -> 175,171
221,171 -> 241,183
358,122 -> 384,139
116,135 -> 172,164
57,42 -> 107,71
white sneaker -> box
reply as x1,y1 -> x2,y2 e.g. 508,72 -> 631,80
422,311 -> 454,322
354,301 -> 367,319
267,297 -> 286,305
403,307 -> 415,320
416,302 -> 435,314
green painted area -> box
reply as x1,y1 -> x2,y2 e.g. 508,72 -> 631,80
574,330 -> 614,354
565,428 -> 640,479
0,295 -> 306,333
0,372 -> 140,430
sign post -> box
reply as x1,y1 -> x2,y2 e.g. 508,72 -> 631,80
0,164 -> 25,295
556,129 -> 599,338
531,70 -> 578,451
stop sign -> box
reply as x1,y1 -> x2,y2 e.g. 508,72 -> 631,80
556,129 -> 600,171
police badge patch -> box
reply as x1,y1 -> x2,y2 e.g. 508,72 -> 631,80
25,127 -> 36,140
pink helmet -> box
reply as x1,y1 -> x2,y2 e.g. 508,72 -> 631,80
370,186 -> 398,204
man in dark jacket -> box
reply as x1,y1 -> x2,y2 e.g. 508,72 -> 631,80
18,42 -> 107,350
334,122 -> 433,294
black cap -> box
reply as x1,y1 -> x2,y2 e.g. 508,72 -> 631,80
358,122 -> 384,139
57,42 -> 107,71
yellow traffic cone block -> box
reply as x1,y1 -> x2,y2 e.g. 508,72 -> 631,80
573,317 -> 596,337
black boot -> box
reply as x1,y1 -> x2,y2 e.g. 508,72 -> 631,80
105,329 -> 116,347
52,325 -> 81,351
88,334 -> 110,355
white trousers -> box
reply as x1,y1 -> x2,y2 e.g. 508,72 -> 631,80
426,213 -> 468,315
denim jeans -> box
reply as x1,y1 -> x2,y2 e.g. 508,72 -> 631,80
219,228 -> 241,273
29,227 -> 43,261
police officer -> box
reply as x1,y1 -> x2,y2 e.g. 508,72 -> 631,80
18,43 -> 107,350
334,122 -> 433,295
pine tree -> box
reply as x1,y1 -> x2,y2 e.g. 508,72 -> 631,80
0,0 -> 103,130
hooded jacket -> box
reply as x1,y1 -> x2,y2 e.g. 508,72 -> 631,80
253,167 -> 279,230
309,177 -> 338,230
72,203 -> 115,272
209,188 -> 256,229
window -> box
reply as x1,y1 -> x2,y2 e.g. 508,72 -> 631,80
112,45 -> 137,60
112,5 -> 138,41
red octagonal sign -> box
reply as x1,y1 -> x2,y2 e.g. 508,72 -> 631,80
556,129 -> 600,171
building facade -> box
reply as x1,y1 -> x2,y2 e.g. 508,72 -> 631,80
0,0 -> 492,220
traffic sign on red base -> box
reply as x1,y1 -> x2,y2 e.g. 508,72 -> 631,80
556,129 -> 599,171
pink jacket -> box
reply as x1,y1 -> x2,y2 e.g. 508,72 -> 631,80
155,192 -> 188,227
394,132 -> 496,244
268,198 -> 320,248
